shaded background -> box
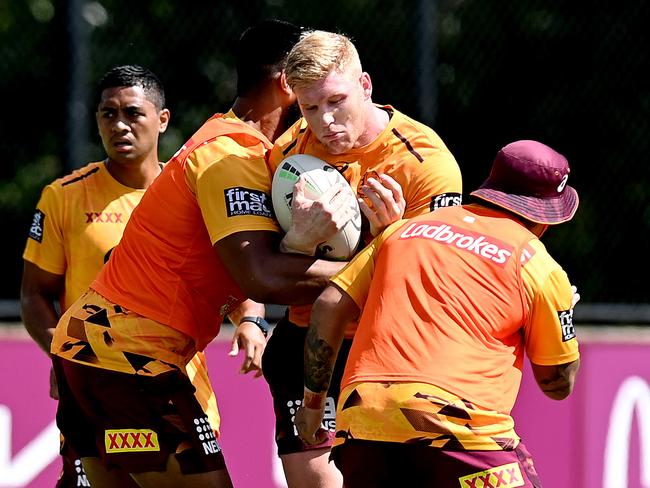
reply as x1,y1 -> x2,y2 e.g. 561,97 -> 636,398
0,0 -> 648,317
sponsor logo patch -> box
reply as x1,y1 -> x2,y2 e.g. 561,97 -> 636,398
193,416 -> 221,455
224,187 -> 273,218
28,210 -> 45,242
520,243 -> 537,265
104,429 -> 159,453
85,212 -> 123,223
399,220 -> 514,266
288,396 -> 336,437
73,458 -> 90,487
558,309 -> 576,341
430,192 -> 462,211
459,462 -> 524,488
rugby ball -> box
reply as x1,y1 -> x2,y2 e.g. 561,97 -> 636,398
272,154 -> 362,260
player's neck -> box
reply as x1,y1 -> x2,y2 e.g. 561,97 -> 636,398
104,157 -> 162,189
356,103 -> 390,148
232,94 -> 292,143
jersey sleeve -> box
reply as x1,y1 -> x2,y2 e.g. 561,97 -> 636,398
22,184 -> 66,275
403,149 -> 463,219
187,145 -> 281,245
331,220 -> 404,309
521,240 -> 580,366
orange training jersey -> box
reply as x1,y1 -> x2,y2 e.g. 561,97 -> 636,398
269,105 -> 462,327
333,204 -> 580,414
23,162 -> 145,310
91,111 -> 281,351
24,161 -> 222,432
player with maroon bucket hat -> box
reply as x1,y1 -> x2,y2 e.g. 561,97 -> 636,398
296,139 -> 581,487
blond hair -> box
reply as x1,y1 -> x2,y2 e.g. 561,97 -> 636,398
285,30 -> 362,90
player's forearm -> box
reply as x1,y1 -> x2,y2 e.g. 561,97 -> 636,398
304,323 -> 342,395
303,286 -> 357,396
227,299 -> 265,325
251,254 -> 346,305
20,294 -> 59,356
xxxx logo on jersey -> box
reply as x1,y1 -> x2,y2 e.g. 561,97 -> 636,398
458,462 -> 524,488
104,429 -> 160,453
85,212 -> 123,223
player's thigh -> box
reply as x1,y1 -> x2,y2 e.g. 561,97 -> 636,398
262,319 -> 309,454
263,319 -> 353,456
131,454 -> 233,488
81,457 -> 137,488
281,448 -> 342,488
331,440 -> 399,488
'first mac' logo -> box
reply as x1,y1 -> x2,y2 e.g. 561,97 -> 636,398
557,309 -> 576,341
224,187 -> 273,218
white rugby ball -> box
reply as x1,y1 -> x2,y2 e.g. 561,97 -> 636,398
272,154 -> 362,260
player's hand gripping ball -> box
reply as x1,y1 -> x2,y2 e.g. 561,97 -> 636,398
272,154 -> 361,260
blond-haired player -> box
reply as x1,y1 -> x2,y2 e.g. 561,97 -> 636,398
264,30 -> 463,487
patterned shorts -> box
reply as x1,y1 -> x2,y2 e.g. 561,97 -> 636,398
332,439 -> 542,488
53,356 -> 226,475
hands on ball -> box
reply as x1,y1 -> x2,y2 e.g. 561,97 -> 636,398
281,175 -> 358,256
358,174 -> 406,236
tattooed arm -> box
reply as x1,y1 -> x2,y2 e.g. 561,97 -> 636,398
295,285 -> 360,445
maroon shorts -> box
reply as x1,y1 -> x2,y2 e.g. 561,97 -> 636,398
52,356 -> 227,475
262,316 -> 352,455
331,439 -> 542,488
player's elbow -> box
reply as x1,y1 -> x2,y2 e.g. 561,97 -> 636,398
539,382 -> 574,400
531,359 -> 580,401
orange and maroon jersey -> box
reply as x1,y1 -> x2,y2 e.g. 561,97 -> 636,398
269,105 -> 462,327
23,162 -> 145,310
333,204 -> 579,416
90,111 -> 281,351
24,161 -> 222,432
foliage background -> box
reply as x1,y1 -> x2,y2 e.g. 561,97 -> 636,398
0,0 -> 647,305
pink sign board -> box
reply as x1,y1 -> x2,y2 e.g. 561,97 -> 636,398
1,328 -> 649,487
513,340 -> 650,488
0,333 -> 282,488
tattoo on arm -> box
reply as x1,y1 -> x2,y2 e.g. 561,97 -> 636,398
304,326 -> 335,393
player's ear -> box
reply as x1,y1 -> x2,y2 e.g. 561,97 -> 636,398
278,70 -> 292,96
360,72 -> 372,100
158,108 -> 171,133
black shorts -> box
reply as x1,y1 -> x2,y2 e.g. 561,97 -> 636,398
52,356 -> 227,475
55,440 -> 91,488
262,315 -> 352,455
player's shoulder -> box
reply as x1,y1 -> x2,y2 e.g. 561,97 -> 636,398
189,135 -> 265,174
387,106 -> 450,150
273,118 -> 310,154
268,118 -> 310,170
187,115 -> 266,166
520,238 -> 565,285
55,161 -> 106,189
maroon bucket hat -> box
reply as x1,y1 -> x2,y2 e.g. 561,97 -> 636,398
470,140 -> 579,224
